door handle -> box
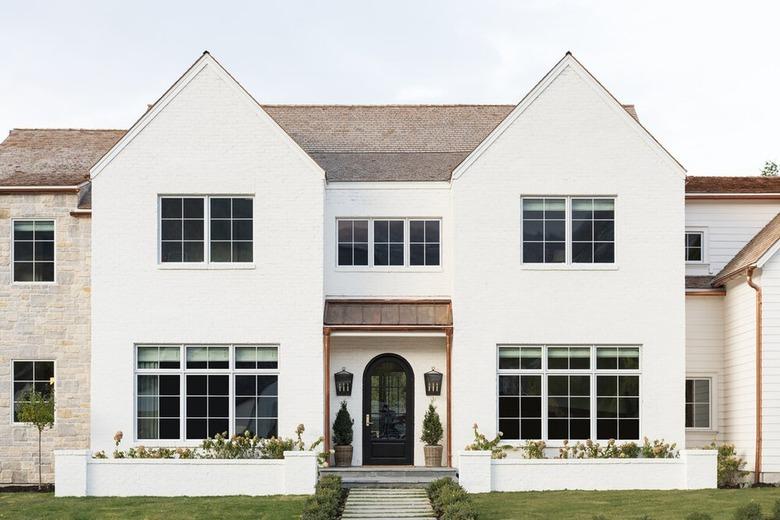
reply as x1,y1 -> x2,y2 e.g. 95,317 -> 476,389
365,414 -> 372,427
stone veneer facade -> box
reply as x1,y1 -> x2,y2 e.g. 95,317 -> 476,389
0,191 -> 90,484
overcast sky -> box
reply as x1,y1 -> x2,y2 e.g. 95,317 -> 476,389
1,0 -> 777,175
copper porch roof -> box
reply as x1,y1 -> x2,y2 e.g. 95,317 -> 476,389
324,300 -> 452,328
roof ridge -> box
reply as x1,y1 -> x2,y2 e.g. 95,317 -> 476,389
10,128 -> 127,132
261,103 -> 516,108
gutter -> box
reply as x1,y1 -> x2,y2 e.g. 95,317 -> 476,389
0,185 -> 80,193
747,266 -> 763,484
686,193 -> 780,200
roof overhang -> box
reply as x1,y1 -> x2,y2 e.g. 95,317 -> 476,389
686,193 -> 780,200
324,299 -> 452,333
0,185 -> 79,193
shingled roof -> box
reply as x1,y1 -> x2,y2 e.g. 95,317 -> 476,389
0,129 -> 125,186
686,176 -> 780,194
0,103 -> 642,186
713,213 -> 780,286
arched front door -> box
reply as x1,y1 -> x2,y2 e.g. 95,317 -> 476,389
362,354 -> 414,465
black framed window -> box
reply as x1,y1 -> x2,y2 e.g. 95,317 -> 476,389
13,361 -> 54,422
373,220 -> 404,266
685,232 -> 703,262
572,198 -> 615,264
337,219 -> 369,266
12,220 -> 54,282
160,197 -> 204,262
235,375 -> 278,438
522,199 -> 565,263
685,378 -> 711,429
596,375 -> 639,440
548,375 -> 591,440
210,197 -> 253,263
410,220 -> 440,266
135,345 -> 278,441
499,374 -> 542,440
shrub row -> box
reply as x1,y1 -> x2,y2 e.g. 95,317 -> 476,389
592,499 -> 780,520
301,475 -> 345,520
427,477 -> 479,520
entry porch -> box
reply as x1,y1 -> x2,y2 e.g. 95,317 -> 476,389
323,299 -> 453,468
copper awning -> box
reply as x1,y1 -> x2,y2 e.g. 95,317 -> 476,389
324,299 -> 452,329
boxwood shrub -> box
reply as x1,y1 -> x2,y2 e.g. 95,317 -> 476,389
301,475 -> 345,520
427,477 -> 479,520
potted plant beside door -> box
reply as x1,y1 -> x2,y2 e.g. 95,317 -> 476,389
421,402 -> 444,467
333,401 -> 354,467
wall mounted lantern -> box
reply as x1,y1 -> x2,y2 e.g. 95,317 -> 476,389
334,368 -> 353,396
424,368 -> 443,396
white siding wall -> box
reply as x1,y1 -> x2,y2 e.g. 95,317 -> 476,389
758,255 -> 780,474
325,183 -> 452,298
722,278 -> 757,469
685,295 -> 725,448
91,60 -> 325,454
451,63 -> 686,454
685,200 -> 780,276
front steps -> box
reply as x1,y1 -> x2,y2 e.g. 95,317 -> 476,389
320,466 -> 457,488
341,488 -> 436,519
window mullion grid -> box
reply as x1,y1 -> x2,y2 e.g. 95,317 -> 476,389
368,219 -> 375,267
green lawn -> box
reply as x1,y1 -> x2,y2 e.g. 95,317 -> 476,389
473,488 -> 780,519
0,493 -> 305,520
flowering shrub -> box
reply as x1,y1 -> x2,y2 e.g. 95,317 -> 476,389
522,440 -> 546,459
464,423 -> 510,459
704,442 -> 747,487
558,439 -> 642,459
641,437 -> 677,459
94,424 -> 327,463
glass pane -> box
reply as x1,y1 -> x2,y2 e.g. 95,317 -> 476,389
410,221 -> 425,242
14,221 -> 35,240
410,244 -> 424,266
694,380 -> 710,403
257,376 -> 278,396
572,220 -> 592,241
597,376 -> 617,397
597,347 -> 618,369
35,220 -> 54,240
35,262 -> 54,282
594,242 -> 614,263
137,375 -> 158,396
374,221 -> 388,243
545,221 -> 565,241
232,198 -> 253,219
389,221 -> 404,242
570,375 -> 590,396
499,419 -> 519,440
161,242 -> 182,263
183,198 -> 204,219
389,244 -> 404,265
233,220 -> 252,241
547,376 -> 567,395
235,375 -> 256,396
499,375 -> 519,396
232,242 -> 253,263
161,198 -> 182,218
499,397 -> 519,417
338,244 -> 352,266
183,220 -> 204,240
594,221 -> 614,241
235,347 -> 256,369
338,221 -> 352,243
14,262 -> 34,282
374,244 -> 388,266
14,361 -> 33,380
593,199 -> 614,219
523,243 -> 543,263
162,220 -> 182,240
687,233 -> 702,247
694,404 -> 710,428
159,375 -> 180,395
545,242 -> 565,263
210,242 -> 231,262
425,244 -> 440,266
523,220 -> 543,241
544,199 -> 565,219
521,396 -> 542,417
521,419 -> 541,440
353,221 -> 368,242
521,347 -> 542,370
547,348 -> 568,370
572,243 -> 592,263
499,347 -> 520,370
183,241 -> 204,262
425,221 -> 440,242
14,241 -> 33,261
572,199 -> 593,219
257,347 -> 278,369
685,404 -> 694,427
210,198 -> 231,218
685,379 -> 694,402
521,376 -> 542,396
570,347 -> 590,369
138,347 -> 159,369
523,199 -> 543,219
354,243 -> 368,265
159,347 -> 180,369
618,347 -> 640,369
187,347 -> 208,369
209,347 -> 229,369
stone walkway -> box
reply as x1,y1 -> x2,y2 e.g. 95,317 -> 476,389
341,488 -> 436,519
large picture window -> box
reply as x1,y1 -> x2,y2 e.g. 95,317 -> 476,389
497,345 -> 640,442
521,197 -> 616,265
12,361 -> 54,422
135,344 -> 278,441
12,220 -> 55,282
160,196 -> 253,264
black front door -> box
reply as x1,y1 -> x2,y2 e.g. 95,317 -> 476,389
362,354 -> 414,465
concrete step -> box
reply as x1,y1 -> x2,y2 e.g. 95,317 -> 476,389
321,466 -> 457,488
341,487 -> 437,520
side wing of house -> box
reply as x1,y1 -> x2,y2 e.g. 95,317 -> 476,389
450,55 -> 686,453
90,54 -> 325,454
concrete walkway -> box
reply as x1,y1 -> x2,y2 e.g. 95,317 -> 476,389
341,488 -> 436,519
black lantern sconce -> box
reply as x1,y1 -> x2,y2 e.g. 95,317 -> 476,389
334,368 -> 353,396
424,367 -> 443,396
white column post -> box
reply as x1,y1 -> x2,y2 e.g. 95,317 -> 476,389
54,449 -> 90,497
458,450 -> 492,493
680,449 -> 718,489
283,451 -> 318,495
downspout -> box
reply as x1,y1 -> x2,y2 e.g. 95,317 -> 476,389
747,266 -> 763,484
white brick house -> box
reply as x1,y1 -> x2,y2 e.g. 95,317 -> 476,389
0,51 -> 776,488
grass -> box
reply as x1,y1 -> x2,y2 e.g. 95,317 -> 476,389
472,488 -> 780,519
0,493 -> 305,520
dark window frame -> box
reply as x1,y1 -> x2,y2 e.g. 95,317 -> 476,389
12,360 -> 55,423
12,219 -> 55,283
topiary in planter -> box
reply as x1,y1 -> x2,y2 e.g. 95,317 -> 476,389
421,402 -> 444,466
332,401 -> 354,467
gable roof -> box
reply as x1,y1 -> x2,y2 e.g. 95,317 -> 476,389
713,212 -> 780,286
451,52 -> 685,180
686,175 -> 780,195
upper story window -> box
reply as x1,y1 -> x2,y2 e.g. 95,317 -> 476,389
521,197 -> 615,265
12,220 -> 55,282
685,231 -> 703,262
336,218 -> 441,269
160,196 -> 253,264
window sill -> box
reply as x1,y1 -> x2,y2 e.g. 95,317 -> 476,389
132,440 -> 202,447
334,266 -> 444,273
519,264 -> 619,271
685,428 -> 716,433
157,263 -> 256,270
10,281 -> 58,286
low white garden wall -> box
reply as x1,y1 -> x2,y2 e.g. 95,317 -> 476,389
54,450 -> 318,497
458,450 -> 717,493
